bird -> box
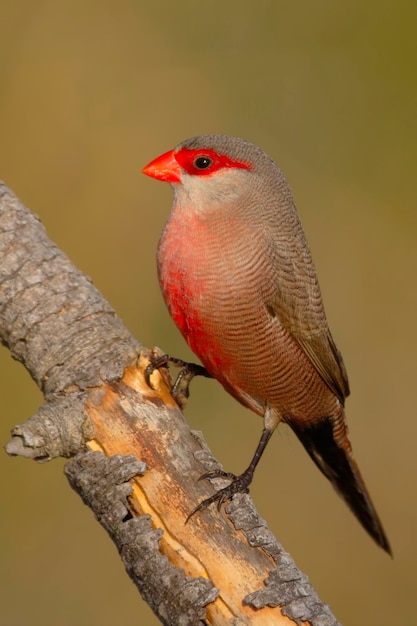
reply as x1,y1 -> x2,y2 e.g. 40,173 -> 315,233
142,134 -> 391,554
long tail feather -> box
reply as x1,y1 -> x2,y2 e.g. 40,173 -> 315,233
290,415 -> 392,555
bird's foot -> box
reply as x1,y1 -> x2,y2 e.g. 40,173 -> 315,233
185,468 -> 253,523
145,353 -> 211,409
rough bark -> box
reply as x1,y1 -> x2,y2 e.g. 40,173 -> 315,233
0,181 -> 340,626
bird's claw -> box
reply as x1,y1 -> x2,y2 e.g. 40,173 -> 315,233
145,354 -> 172,389
185,469 -> 252,524
145,353 -> 211,409
197,469 -> 237,483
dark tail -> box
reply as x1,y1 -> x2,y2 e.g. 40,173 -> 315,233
290,415 -> 392,555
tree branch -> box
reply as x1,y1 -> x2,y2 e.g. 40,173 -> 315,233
0,181 -> 340,626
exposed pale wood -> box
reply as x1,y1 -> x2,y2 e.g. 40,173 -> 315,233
86,358 -> 295,625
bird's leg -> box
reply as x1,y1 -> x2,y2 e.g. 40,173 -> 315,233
145,353 -> 212,409
186,427 -> 274,523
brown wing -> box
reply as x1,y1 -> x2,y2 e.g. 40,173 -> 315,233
266,230 -> 350,406
294,332 -> 350,405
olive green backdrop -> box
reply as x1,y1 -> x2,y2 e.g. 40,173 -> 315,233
0,2 -> 415,625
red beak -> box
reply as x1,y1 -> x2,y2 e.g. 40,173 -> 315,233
142,149 -> 182,183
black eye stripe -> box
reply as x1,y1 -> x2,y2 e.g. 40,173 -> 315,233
193,156 -> 213,170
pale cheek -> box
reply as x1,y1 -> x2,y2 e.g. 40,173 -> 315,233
178,173 -> 251,214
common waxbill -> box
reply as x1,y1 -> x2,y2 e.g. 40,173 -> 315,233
143,134 -> 391,554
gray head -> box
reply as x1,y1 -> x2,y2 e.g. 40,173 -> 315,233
143,134 -> 295,218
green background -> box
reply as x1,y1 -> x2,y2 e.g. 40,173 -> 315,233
0,2 -> 415,625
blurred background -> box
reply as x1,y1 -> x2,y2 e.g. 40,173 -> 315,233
0,2 -> 415,625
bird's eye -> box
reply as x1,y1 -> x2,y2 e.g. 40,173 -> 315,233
193,156 -> 213,170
